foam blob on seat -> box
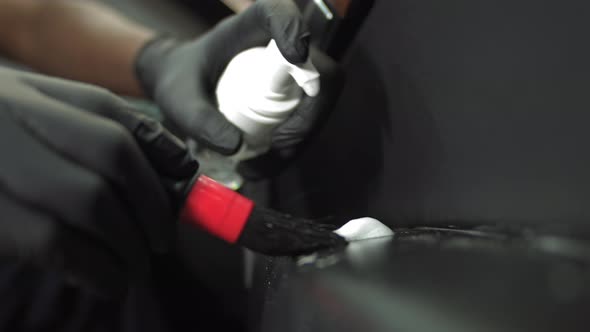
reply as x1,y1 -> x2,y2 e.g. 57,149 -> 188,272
334,217 -> 394,241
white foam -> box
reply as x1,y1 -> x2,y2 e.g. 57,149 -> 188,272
334,217 -> 394,241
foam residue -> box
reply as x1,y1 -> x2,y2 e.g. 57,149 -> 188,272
334,217 -> 394,241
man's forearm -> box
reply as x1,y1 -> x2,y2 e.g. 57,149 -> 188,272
0,0 -> 154,96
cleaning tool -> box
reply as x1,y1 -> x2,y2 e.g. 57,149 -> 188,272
198,39 -> 321,189
181,175 -> 346,255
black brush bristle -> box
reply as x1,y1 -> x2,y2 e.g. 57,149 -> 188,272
236,205 -> 347,256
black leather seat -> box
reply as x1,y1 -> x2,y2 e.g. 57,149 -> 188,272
273,0 -> 590,237
252,1 -> 590,331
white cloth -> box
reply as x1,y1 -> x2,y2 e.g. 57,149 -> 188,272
334,217 -> 394,241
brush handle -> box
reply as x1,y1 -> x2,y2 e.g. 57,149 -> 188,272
179,176 -> 347,256
180,175 -> 254,243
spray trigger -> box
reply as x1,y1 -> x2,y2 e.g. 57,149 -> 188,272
266,40 -> 321,97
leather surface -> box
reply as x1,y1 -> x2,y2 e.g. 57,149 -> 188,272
252,227 -> 590,332
273,0 -> 590,233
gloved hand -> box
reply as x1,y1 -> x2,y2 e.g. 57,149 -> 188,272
0,67 -> 198,297
237,48 -> 344,180
135,0 -> 344,161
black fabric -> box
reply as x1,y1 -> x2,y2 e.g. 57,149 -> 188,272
254,228 -> 590,332
274,0 -> 590,234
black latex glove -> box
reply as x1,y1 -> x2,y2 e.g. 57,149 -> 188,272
0,68 -> 198,297
135,0 -> 343,161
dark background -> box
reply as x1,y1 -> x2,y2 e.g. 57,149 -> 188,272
2,1 -> 589,331
274,0 -> 590,239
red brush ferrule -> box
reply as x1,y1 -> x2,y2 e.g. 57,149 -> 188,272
180,175 -> 254,243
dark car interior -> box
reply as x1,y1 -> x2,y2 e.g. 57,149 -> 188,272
143,1 -> 590,331
248,1 -> 590,331
3,0 -> 588,331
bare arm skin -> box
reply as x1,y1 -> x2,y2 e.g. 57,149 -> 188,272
0,0 -> 155,96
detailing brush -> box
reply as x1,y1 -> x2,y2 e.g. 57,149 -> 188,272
180,175 -> 347,256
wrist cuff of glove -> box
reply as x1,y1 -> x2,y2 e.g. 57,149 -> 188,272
180,175 -> 254,243
134,36 -> 179,99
